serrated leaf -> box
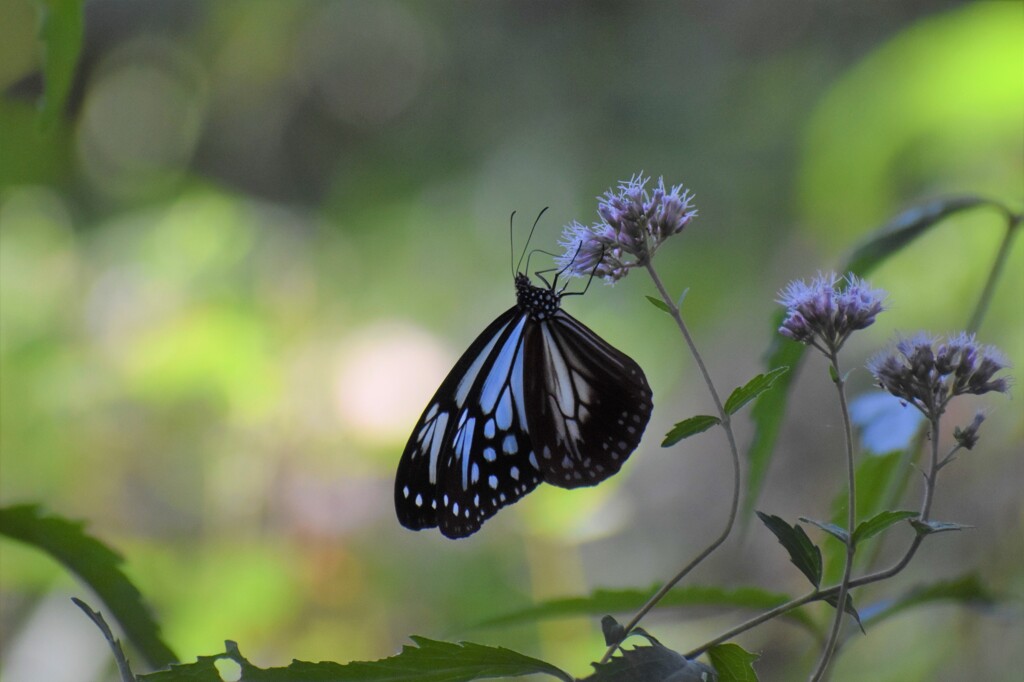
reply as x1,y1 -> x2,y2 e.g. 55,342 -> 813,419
799,517 -> 850,545
646,295 -> 673,314
910,519 -> 974,536
73,599 -> 136,682
756,512 -> 823,588
861,573 -> 997,628
822,592 -> 865,634
852,510 -> 918,545
34,0 -> 85,130
472,584 -> 818,635
724,367 -> 789,415
0,505 -> 177,668
706,643 -> 759,682
142,637 -> 573,682
584,641 -> 716,682
663,415 -> 721,446
744,196 -> 1010,521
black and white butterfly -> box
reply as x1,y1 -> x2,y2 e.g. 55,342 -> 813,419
395,254 -> 653,538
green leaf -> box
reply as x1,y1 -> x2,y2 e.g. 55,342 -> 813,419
910,519 -> 974,536
744,339 -> 805,519
33,0 -> 85,130
142,638 -> 573,682
799,517 -> 850,545
472,584 -> 819,635
583,640 -> 715,682
844,196 -> 1005,274
756,512 -> 823,588
646,295 -> 673,314
724,367 -> 789,415
852,510 -> 918,545
863,573 -> 997,628
663,415 -> 721,446
0,504 -> 177,668
706,643 -> 759,682
822,592 -> 865,634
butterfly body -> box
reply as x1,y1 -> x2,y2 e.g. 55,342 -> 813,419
396,273 -> 652,538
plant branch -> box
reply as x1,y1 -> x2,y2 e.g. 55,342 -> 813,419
687,415 -> 945,658
598,260 -> 742,664
808,352 -> 857,681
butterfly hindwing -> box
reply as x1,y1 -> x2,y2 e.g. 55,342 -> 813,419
524,310 -> 653,488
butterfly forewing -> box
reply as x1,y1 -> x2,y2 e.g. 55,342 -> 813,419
525,310 -> 653,488
395,306 -> 542,538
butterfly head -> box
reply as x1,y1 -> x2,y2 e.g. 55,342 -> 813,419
514,272 -> 561,321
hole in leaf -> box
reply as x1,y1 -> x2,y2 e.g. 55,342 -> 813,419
215,657 -> 242,682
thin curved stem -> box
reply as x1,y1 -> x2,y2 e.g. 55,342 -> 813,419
808,352 -> 857,681
599,261 -> 741,664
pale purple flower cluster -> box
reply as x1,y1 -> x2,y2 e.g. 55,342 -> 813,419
557,174 -> 697,282
867,332 -> 1010,418
777,272 -> 886,353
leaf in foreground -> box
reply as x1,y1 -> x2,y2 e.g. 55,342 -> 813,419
705,644 -> 759,682
724,367 -> 789,416
584,640 -> 716,682
141,637 -> 573,682
663,416 -> 721,446
74,599 -> 136,682
0,504 -> 176,668
756,512 -> 822,588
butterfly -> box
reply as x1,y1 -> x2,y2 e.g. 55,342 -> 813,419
395,259 -> 653,539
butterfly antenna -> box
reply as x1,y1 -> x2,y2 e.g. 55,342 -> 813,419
515,207 -> 549,275
560,245 -> 603,297
508,210 -> 517,279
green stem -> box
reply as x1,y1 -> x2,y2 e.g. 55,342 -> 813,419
598,261 -> 741,664
808,352 -> 857,682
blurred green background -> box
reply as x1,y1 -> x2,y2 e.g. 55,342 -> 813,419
1,1 -> 1021,680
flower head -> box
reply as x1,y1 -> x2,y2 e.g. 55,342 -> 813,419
868,332 -> 1010,419
953,411 -> 987,450
557,174 -> 697,282
777,272 -> 886,353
